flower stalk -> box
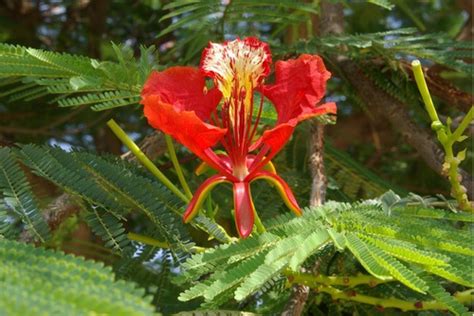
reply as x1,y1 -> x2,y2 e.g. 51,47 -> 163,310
107,119 -> 189,203
411,60 -> 473,212
108,119 -> 234,242
164,134 -> 193,199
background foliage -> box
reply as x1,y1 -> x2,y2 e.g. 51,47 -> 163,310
0,0 -> 472,315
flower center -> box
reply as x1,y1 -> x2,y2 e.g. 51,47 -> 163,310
201,38 -> 271,100
201,38 -> 271,174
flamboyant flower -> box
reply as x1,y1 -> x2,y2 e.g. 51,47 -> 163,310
141,37 -> 336,238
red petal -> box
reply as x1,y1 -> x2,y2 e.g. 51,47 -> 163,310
143,95 -> 227,169
253,54 -> 336,161
262,54 -> 334,124
252,102 -> 336,162
233,182 -> 255,238
142,66 -> 222,120
183,175 -> 230,223
142,67 -> 229,171
250,171 -> 301,216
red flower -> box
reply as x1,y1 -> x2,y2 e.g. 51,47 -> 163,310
141,37 -> 336,238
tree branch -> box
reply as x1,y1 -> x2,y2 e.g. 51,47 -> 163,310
309,124 -> 326,206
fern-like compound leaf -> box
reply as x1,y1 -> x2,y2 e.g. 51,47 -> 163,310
0,147 -> 49,242
422,274 -> 469,315
234,255 -> 288,301
360,234 -> 428,293
0,239 -> 157,315
345,233 -> 393,280
288,228 -> 330,271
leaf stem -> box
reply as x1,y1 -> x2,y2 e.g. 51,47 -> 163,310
286,271 -> 394,288
285,272 -> 473,312
127,232 -> 206,253
411,60 -> 473,212
165,134 -> 193,199
107,119 -> 189,203
450,107 -> 473,144
317,285 -> 472,312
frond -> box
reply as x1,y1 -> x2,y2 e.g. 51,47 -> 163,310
0,147 -> 49,242
0,238 -> 155,315
84,207 -> 132,252
178,198 -> 473,310
0,201 -> 21,239
290,28 -> 473,74
360,234 -> 449,266
58,91 -> 140,111
288,228 -> 329,270
234,254 -> 287,301
159,0 -> 318,37
192,215 -> 234,243
357,234 -> 428,293
421,274 -> 469,315
13,145 -> 191,253
0,43 -> 156,110
425,253 -> 474,287
344,233 -> 392,280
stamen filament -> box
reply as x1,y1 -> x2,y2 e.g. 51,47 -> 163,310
248,144 -> 270,174
246,91 -> 264,148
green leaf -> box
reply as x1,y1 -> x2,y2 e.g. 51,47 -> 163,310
422,274 -> 469,315
288,228 -> 329,270
367,0 -> 395,10
456,149 -> 466,162
345,233 -> 392,280
0,148 -> 49,242
234,256 -> 287,301
69,75 -> 103,90
359,234 -> 449,267
0,239 -> 157,315
361,235 -> 428,293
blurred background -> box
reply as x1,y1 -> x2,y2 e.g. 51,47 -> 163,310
0,1 -> 472,314
0,0 -> 472,203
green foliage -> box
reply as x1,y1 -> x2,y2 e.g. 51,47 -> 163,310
367,0 -> 394,10
0,238 -> 157,315
0,1 -> 472,314
0,145 -> 192,254
0,147 -> 50,242
158,0 -> 319,62
291,28 -> 473,74
174,311 -> 259,316
0,43 -> 156,110
84,207 -> 131,252
324,143 -> 407,199
0,200 -> 21,239
421,274 -> 469,316
178,197 -> 472,314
